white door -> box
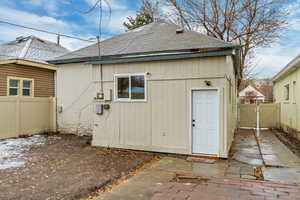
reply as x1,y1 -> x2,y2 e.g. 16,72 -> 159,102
192,89 -> 219,155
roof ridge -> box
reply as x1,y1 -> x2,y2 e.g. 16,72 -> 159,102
19,37 -> 33,59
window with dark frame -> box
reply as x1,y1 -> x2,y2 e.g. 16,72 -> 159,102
284,84 -> 289,101
115,74 -> 146,101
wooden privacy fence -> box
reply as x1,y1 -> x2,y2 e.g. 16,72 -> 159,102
238,103 -> 280,128
0,97 -> 56,140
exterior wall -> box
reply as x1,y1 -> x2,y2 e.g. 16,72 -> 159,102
0,64 -> 55,97
89,56 -> 237,157
0,97 -> 56,139
274,67 -> 300,139
56,63 -> 94,136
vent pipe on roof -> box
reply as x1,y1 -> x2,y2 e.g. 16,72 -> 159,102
16,36 -> 25,42
176,28 -> 184,34
57,34 -> 60,45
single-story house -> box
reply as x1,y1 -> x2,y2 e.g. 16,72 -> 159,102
0,36 -> 69,97
49,21 -> 240,158
273,54 -> 300,140
239,85 -> 265,104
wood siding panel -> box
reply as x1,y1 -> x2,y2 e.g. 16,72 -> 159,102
274,67 -> 300,137
0,64 -> 55,97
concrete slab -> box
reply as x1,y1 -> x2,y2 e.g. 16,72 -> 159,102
259,131 -> 300,167
230,130 -> 264,167
262,167 -> 300,184
186,156 -> 216,164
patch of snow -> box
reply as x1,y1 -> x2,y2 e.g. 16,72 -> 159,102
0,135 -> 46,170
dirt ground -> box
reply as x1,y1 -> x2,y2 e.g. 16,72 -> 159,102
275,131 -> 300,157
0,134 -> 155,200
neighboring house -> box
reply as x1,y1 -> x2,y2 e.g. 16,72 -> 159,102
239,85 -> 265,104
0,36 -> 69,140
273,54 -> 300,140
49,21 -> 240,158
0,36 -> 69,97
239,79 -> 273,103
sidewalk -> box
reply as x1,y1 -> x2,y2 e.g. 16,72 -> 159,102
258,130 -> 300,184
226,129 -> 264,180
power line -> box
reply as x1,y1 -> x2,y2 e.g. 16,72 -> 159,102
0,20 -> 95,42
70,0 -> 101,14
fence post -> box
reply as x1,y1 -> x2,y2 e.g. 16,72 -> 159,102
16,97 -> 21,137
50,97 -> 57,132
237,104 -> 240,131
256,104 -> 260,137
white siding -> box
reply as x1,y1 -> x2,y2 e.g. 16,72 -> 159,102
56,63 -> 94,135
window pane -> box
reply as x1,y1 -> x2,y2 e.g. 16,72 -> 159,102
23,80 -> 31,88
284,85 -> 289,100
131,75 -> 145,99
117,77 -> 129,98
9,79 -> 18,87
23,89 -> 30,96
9,88 -> 18,96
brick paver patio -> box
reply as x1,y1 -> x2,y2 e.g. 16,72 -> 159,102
151,173 -> 300,200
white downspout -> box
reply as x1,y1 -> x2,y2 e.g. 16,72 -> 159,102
256,104 -> 260,137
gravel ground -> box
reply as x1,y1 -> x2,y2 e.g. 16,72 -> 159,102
0,134 -> 154,200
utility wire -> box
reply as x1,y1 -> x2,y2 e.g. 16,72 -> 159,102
70,0 -> 101,14
0,20 -> 95,42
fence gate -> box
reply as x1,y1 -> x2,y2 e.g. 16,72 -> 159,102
238,103 -> 280,129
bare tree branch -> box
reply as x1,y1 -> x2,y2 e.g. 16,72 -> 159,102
164,0 -> 288,82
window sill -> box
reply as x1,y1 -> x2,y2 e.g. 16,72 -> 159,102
114,99 -> 147,103
7,96 -> 34,98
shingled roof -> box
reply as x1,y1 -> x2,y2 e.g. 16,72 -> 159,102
52,21 -> 238,63
0,36 -> 69,64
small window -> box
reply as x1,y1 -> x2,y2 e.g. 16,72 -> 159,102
115,74 -> 146,101
293,81 -> 296,102
131,75 -> 145,100
22,80 -> 32,96
7,77 -> 34,97
117,77 -> 130,98
9,79 -> 19,96
284,84 -> 289,101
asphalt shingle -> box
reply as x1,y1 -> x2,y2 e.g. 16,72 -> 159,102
0,36 -> 69,63
54,21 -> 237,61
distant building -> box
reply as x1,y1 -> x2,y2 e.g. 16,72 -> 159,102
0,35 -> 69,97
239,78 -> 273,103
239,85 -> 265,104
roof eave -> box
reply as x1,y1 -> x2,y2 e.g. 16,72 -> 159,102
49,47 -> 240,65
89,49 -> 237,65
273,55 -> 300,82
0,59 -> 57,70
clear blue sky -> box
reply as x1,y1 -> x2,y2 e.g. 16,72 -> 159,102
0,0 -> 300,78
